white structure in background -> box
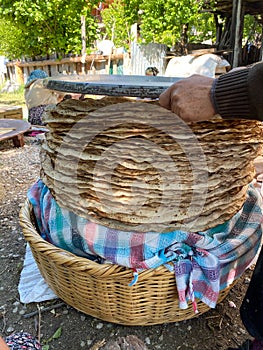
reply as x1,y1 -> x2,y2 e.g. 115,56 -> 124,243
0,55 -> 21,92
0,56 -> 7,84
97,40 -> 115,55
165,53 -> 230,78
130,42 -> 167,76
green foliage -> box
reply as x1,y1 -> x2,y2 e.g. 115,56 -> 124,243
0,0 -> 99,59
101,0 -> 216,48
1,0 -> 260,61
123,0 -> 140,24
101,0 -> 131,49
139,0 -> 215,45
243,15 -> 262,44
0,19 -> 27,59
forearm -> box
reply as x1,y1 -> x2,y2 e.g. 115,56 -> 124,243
212,62 -> 263,121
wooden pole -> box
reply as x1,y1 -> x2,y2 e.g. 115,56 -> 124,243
232,0 -> 242,68
260,26 -> 263,61
14,64 -> 24,84
81,15 -> 86,74
230,0 -> 237,53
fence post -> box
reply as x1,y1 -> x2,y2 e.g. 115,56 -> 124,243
81,15 -> 86,74
15,64 -> 24,85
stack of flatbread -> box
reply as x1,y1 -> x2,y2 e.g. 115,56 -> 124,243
40,97 -> 263,232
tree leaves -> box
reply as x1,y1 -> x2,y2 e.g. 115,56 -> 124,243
0,0 -> 99,59
42,326 -> 63,350
101,0 -> 216,48
0,0 -> 260,60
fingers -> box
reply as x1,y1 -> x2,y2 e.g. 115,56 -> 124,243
169,89 -> 181,115
159,84 -> 173,110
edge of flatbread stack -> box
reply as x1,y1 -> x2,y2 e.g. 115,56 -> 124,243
40,97 -> 263,232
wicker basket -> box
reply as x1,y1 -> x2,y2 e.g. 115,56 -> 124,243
20,199 -> 235,326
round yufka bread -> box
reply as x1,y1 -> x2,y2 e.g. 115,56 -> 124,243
40,97 -> 263,232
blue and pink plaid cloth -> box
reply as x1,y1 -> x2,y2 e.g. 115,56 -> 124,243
28,179 -> 263,310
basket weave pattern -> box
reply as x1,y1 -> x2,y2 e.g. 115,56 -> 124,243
20,199 -> 234,326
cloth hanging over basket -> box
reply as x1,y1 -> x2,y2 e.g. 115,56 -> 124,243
28,179 -> 263,309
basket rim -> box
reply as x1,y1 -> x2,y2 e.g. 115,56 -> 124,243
19,198 -> 171,279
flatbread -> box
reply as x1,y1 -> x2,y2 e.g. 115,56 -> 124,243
40,98 -> 263,232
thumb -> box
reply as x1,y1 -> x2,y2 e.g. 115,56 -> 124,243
159,85 -> 173,110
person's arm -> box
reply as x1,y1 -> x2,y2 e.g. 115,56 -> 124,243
159,61 -> 263,122
213,61 -> 263,121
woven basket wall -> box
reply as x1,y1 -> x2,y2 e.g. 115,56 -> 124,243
20,199 -> 236,326
40,98 -> 263,233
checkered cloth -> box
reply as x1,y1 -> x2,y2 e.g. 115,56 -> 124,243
5,332 -> 42,349
28,179 -> 263,309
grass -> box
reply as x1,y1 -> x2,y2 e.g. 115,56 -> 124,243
0,84 -> 26,107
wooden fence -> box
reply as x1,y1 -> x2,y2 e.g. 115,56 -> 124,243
6,53 -> 131,84
5,43 -> 171,84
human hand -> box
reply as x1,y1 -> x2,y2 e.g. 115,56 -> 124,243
159,74 -> 216,122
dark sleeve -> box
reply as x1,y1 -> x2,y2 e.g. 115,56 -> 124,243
211,61 -> 263,121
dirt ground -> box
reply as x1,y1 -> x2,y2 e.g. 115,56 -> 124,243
0,137 -> 256,350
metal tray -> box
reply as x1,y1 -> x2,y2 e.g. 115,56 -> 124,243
44,74 -> 182,98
